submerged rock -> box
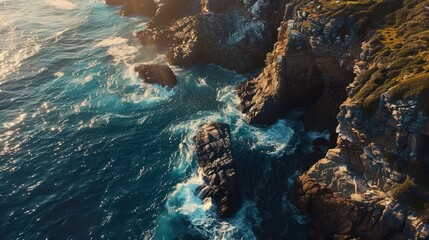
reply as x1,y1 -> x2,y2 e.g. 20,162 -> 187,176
194,122 -> 241,218
134,64 -> 177,88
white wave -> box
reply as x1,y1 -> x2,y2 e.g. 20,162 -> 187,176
0,23 -> 41,83
121,83 -> 175,105
165,172 -> 258,240
96,37 -> 139,64
168,85 -> 297,175
95,37 -> 129,47
45,0 -> 77,10
44,27 -> 71,44
72,73 -> 95,85
54,71 -> 64,77
216,86 -> 297,157
169,111 -> 223,173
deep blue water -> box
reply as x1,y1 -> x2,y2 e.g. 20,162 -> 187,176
0,1 -> 327,239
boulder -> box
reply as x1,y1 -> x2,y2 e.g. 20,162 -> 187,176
134,64 -> 177,88
194,122 -> 241,218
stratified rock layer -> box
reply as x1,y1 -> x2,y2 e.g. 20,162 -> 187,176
194,122 -> 241,218
236,0 -> 410,134
134,64 -> 177,88
286,0 -> 429,239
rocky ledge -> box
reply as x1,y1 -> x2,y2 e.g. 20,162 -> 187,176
134,64 -> 177,88
194,122 -> 241,218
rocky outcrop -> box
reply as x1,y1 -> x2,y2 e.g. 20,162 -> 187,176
106,0 -> 157,17
194,122 -> 241,218
288,0 -> 429,239
236,0 -> 404,133
290,148 -> 429,240
236,22 -> 322,125
134,64 -> 177,88
136,0 -> 288,73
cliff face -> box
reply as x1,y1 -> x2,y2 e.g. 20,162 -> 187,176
237,0 -> 405,133
111,0 -> 429,238
282,0 -> 429,239
235,0 -> 429,238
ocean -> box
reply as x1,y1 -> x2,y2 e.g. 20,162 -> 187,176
0,0 -> 326,239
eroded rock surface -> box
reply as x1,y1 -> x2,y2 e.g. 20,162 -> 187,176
194,122 -> 241,218
136,0 -> 288,73
134,64 -> 177,88
237,0 -> 403,133
287,0 -> 429,239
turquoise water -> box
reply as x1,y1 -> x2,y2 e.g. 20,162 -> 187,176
0,0 -> 323,239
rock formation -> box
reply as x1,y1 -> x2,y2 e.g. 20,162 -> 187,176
194,122 -> 241,218
136,0 -> 288,73
286,0 -> 429,239
110,0 -> 429,237
134,64 -> 177,88
236,0 -> 403,133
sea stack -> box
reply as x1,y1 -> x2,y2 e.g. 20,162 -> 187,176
194,122 -> 241,218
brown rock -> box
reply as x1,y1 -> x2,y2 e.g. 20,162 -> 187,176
194,122 -> 241,218
134,64 -> 177,88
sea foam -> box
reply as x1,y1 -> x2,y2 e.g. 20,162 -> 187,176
164,172 -> 259,240
45,0 -> 77,10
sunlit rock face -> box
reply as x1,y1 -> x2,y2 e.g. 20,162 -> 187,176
283,0 -> 429,238
194,122 -> 241,218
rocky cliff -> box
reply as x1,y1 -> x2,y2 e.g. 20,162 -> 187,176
235,0 -> 429,238
108,0 -> 429,238
279,0 -> 429,239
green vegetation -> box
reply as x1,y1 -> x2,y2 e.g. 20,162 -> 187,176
350,0 -> 429,115
390,177 -> 413,199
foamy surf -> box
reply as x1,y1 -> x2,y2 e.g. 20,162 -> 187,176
96,37 -> 139,64
45,0 -> 77,10
164,172 -> 259,240
121,83 -> 175,105
216,86 -> 298,157
169,111 -> 223,173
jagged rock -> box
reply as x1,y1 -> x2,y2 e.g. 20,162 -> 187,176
194,122 -> 241,218
134,64 -> 177,88
136,0 -> 288,73
285,0 -> 429,238
237,25 -> 322,124
106,0 -> 157,17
